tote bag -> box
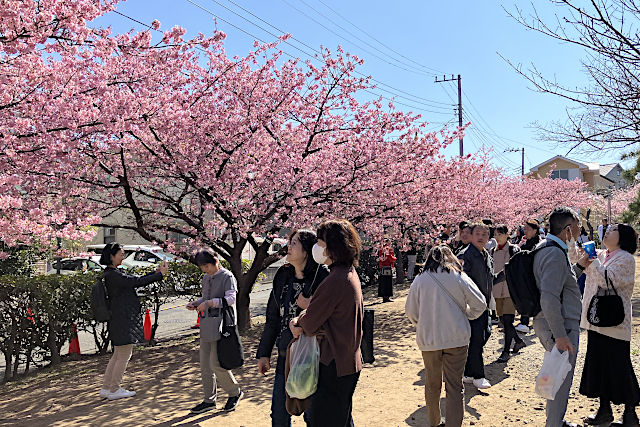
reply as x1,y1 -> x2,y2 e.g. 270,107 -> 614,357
217,298 -> 244,370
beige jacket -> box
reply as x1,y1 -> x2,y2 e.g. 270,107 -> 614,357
581,249 -> 636,341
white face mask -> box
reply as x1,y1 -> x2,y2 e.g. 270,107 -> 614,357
312,243 -> 328,265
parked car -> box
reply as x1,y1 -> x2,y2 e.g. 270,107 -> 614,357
86,244 -> 184,269
47,257 -> 104,275
241,237 -> 287,269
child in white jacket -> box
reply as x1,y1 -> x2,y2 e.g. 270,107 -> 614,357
405,245 -> 487,427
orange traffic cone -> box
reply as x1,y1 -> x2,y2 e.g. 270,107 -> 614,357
191,314 -> 200,329
144,309 -> 152,341
68,323 -> 81,355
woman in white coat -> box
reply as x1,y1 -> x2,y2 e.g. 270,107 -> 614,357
405,245 -> 487,427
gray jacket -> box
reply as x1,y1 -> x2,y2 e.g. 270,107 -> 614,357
195,268 -> 237,342
533,239 -> 583,339
457,243 -> 494,305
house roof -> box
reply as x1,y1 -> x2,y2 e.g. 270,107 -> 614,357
529,155 -> 594,172
599,163 -> 620,177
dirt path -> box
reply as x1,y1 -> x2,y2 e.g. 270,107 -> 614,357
2,262 -> 640,426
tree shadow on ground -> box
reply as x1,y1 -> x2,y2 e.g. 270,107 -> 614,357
0,323 -> 275,426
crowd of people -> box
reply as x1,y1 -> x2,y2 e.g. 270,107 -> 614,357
93,209 -> 639,427
406,208 -> 640,427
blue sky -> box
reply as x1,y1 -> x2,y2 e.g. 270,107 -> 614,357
95,0 -> 629,174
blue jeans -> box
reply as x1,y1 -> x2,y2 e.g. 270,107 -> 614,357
272,357 -> 311,427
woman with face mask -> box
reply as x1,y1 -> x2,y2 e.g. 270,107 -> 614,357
256,230 -> 329,426
289,219 -> 364,426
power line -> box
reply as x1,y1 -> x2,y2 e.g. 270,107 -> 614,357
195,0 -> 452,110
315,0 -> 445,75
294,0 -> 440,76
281,0 -> 435,77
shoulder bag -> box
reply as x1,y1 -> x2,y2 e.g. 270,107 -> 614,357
587,269 -> 625,327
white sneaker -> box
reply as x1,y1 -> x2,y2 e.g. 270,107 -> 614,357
463,376 -> 474,383
473,378 -> 491,389
99,388 -> 110,398
515,324 -> 530,334
107,387 -> 136,400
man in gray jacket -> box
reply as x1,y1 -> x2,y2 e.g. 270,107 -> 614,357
533,207 -> 589,427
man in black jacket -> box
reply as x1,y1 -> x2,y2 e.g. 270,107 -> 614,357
457,222 -> 494,389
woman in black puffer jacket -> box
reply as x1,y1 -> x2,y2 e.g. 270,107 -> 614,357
98,242 -> 168,401
256,230 -> 329,426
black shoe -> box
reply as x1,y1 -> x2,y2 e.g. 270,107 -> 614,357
191,401 -> 216,414
584,409 -> 614,425
497,351 -> 510,363
511,341 -> 526,354
223,390 -> 243,412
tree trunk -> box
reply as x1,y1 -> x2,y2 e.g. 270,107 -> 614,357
395,249 -> 405,285
47,319 -> 61,366
2,350 -> 11,383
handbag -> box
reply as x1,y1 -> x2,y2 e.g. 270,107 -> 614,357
217,297 -> 245,370
587,269 -> 625,327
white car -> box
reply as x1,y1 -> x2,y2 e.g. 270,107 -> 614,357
87,244 -> 183,269
47,257 -> 104,275
241,237 -> 288,268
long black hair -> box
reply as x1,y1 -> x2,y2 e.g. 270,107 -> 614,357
289,229 -> 320,279
99,242 -> 122,266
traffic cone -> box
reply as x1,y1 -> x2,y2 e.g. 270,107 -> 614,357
68,323 -> 81,355
191,314 -> 200,329
144,309 -> 152,341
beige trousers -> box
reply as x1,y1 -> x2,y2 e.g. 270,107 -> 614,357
421,345 -> 468,427
102,344 -> 134,392
200,340 -> 241,403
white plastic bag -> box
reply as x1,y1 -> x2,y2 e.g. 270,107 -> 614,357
285,333 -> 319,399
535,345 -> 572,400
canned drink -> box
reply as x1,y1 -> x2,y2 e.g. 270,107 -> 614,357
584,241 -> 597,259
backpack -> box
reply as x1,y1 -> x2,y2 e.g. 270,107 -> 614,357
504,240 -> 561,317
90,274 -> 110,322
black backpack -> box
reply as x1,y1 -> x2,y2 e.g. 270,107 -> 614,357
90,274 -> 110,322
504,240 -> 561,317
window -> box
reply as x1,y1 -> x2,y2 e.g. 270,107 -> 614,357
550,170 -> 569,180
103,227 -> 116,244
617,170 -> 621,176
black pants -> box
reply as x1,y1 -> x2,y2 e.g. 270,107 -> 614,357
308,360 -> 360,427
501,314 -> 522,352
520,315 -> 530,326
465,311 -> 490,379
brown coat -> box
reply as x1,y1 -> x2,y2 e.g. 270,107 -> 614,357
297,264 -> 363,377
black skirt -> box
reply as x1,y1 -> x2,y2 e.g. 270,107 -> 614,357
378,274 -> 393,297
579,330 -> 640,405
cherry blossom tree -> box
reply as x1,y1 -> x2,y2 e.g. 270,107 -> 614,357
1,1 -> 597,328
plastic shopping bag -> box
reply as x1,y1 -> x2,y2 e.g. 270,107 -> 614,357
535,345 -> 572,400
285,333 -> 320,399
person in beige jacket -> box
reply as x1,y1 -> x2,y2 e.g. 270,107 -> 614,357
579,223 -> 640,426
405,245 -> 487,427
491,225 -> 526,363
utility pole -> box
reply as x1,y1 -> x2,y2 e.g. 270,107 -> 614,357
505,147 -> 525,176
435,74 -> 463,156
